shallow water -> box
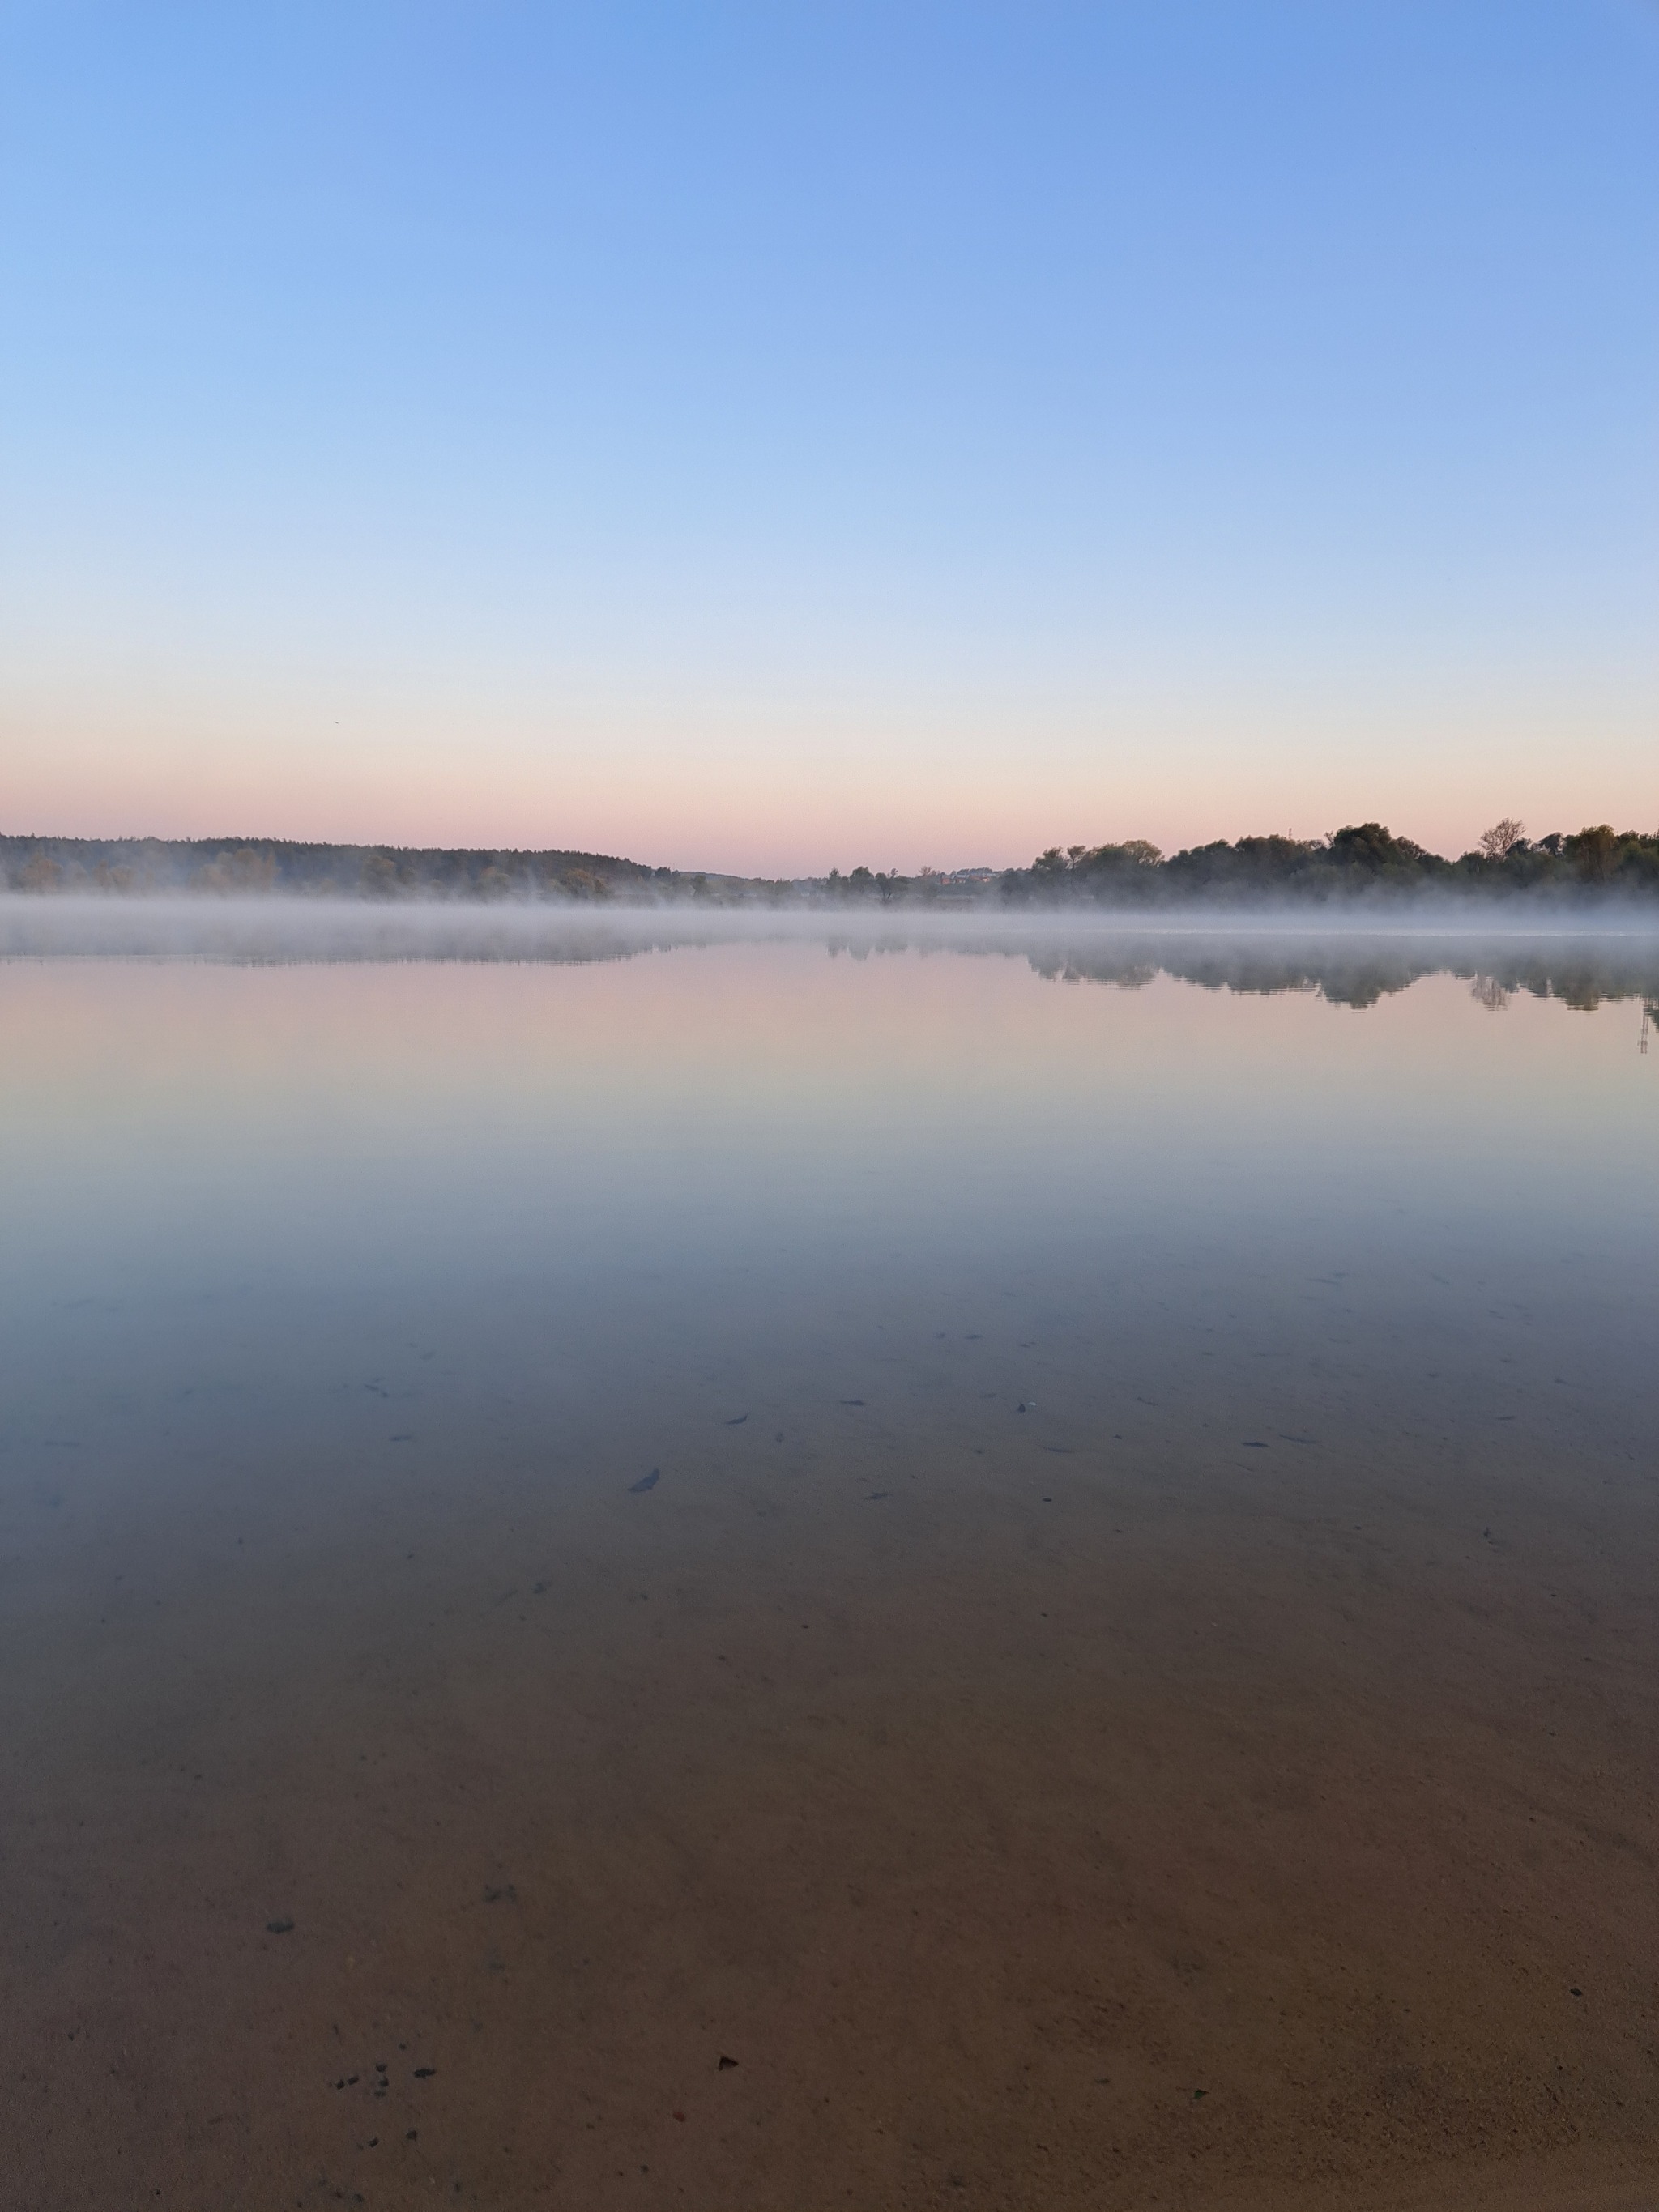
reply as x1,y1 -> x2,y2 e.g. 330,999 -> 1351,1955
4,909 -> 1659,2210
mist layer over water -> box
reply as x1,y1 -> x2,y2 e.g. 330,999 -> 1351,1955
4,920 -> 1657,2210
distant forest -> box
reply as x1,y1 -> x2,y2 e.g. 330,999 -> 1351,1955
0,835 -> 689,902
996,821 -> 1659,906
4,820 -> 1658,906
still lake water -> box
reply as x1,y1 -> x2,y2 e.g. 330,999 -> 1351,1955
4,904 -> 1658,2212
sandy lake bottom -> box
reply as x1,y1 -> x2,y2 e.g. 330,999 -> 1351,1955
3,915 -> 1657,2210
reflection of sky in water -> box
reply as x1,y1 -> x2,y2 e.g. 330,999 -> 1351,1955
3,932 -> 1655,1496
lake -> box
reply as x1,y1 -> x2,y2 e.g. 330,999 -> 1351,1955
4,902 -> 1657,2212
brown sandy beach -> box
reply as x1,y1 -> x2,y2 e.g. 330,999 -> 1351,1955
6,1353 -> 1657,2211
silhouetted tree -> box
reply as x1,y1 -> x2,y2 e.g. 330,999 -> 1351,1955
1478,818 -> 1525,859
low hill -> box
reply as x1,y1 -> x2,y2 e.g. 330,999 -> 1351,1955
5,822 -> 1658,906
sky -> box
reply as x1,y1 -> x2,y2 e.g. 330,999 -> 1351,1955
2,1 -> 1656,876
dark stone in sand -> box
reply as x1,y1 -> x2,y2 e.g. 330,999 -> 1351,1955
726,1413 -> 748,1426
414,2067 -> 437,2078
718,2055 -> 739,2069
265,1917 -> 294,1934
629,1470 -> 659,1493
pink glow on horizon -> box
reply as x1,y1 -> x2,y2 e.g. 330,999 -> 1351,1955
6,669 -> 1655,876
10,762 -> 1656,878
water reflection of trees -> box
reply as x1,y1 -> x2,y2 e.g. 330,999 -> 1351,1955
5,901 -> 1659,1009
1018,938 -> 1659,1010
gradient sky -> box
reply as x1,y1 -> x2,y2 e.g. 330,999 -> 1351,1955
2,1 -> 1656,875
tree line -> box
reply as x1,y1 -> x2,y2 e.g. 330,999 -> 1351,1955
0,835 -> 693,901
5,820 -> 1658,906
990,820 -> 1659,905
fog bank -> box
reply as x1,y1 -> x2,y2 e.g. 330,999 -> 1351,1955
7,896 -> 1659,1016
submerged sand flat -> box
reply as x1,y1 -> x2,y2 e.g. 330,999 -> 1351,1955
2,926 -> 1657,2209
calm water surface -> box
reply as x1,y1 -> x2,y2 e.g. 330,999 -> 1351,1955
4,908 -> 1658,2211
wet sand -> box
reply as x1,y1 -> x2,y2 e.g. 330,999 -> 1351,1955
6,1344 -> 1657,2211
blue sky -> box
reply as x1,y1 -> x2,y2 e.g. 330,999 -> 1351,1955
2,1 -> 1656,870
